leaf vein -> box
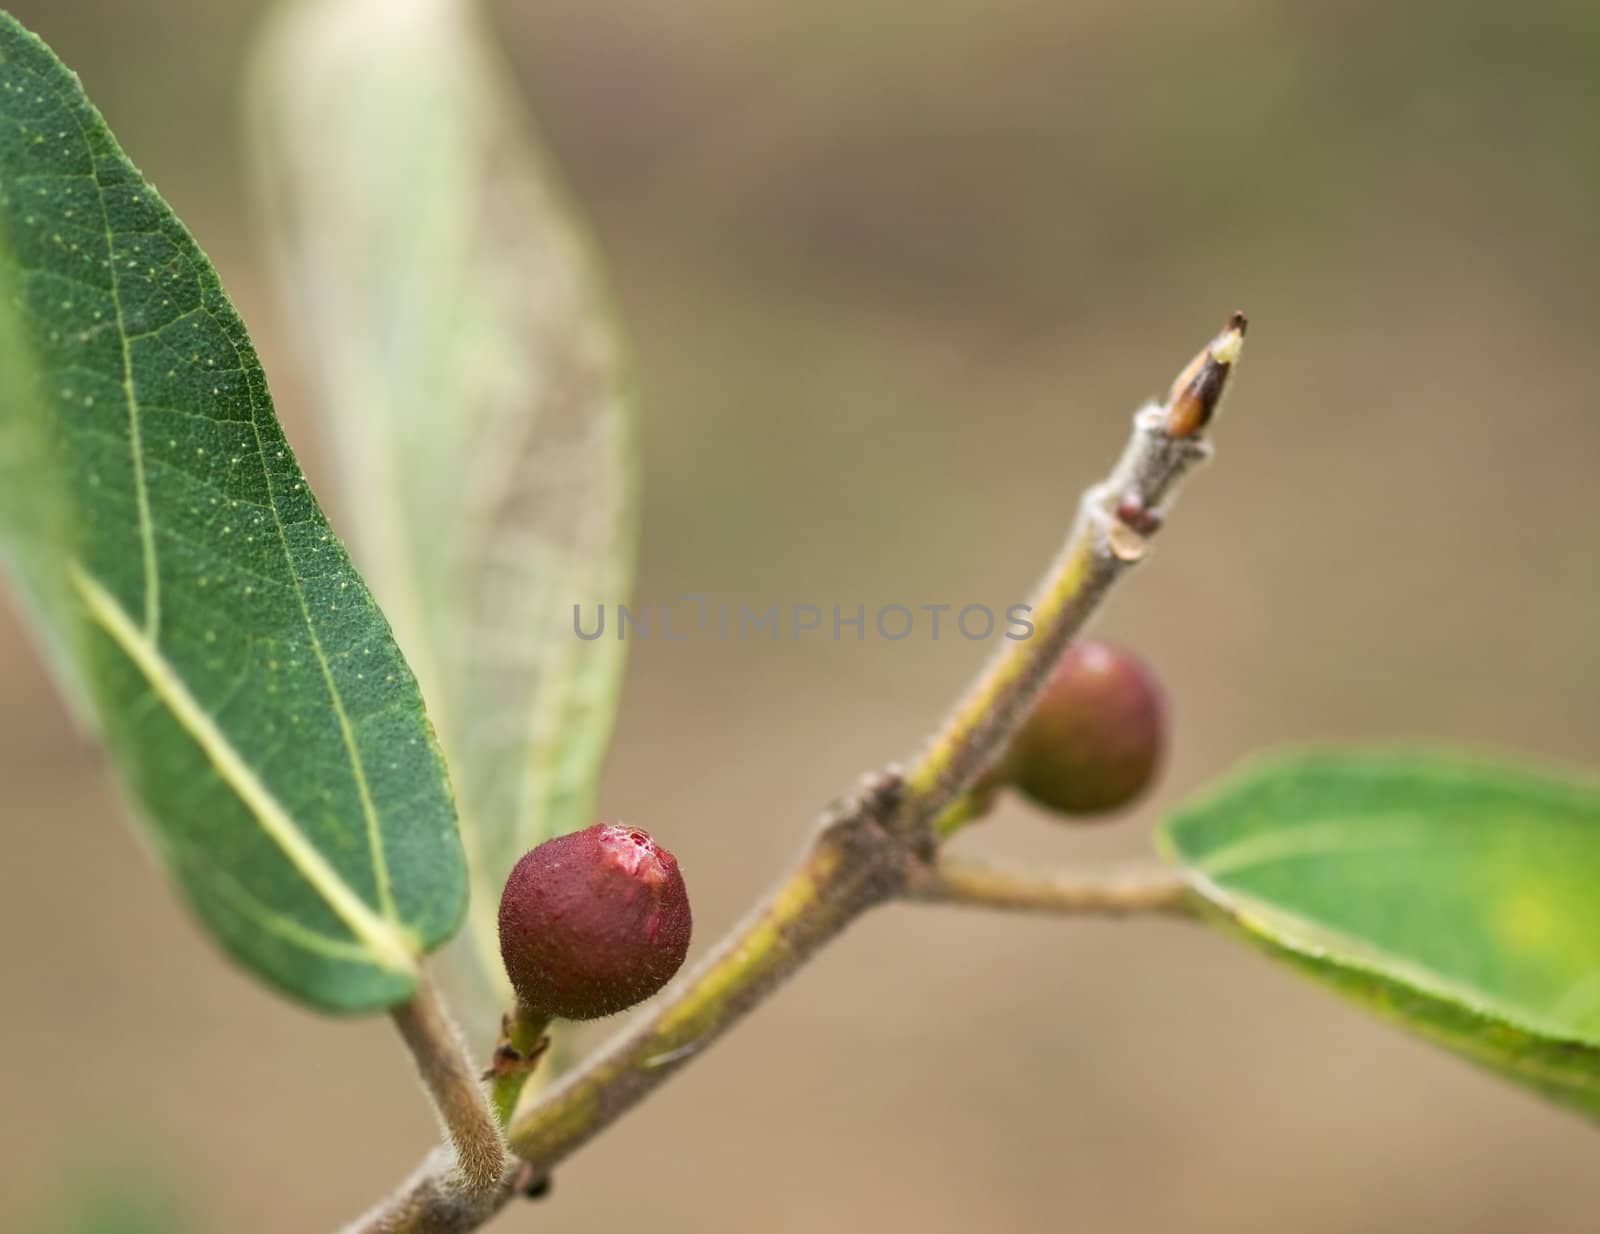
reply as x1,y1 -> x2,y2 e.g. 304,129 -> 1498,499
71,565 -> 416,975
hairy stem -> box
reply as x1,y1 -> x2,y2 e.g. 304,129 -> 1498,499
389,975 -> 509,1197
344,314 -> 1245,1234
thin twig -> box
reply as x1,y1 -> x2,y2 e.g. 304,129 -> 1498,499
901,312 -> 1245,827
908,857 -> 1199,918
344,314 -> 1246,1233
388,975 -> 509,1197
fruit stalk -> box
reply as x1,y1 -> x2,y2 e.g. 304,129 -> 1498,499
487,1004 -> 553,1126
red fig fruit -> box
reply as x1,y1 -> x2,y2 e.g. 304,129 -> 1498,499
498,823 -> 692,1020
1008,641 -> 1166,817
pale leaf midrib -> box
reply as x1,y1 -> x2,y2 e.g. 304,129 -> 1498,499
1194,814 -> 1432,879
71,565 -> 416,975
203,861 -> 389,965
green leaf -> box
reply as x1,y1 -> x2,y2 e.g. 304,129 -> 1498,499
250,0 -> 638,1021
1161,749 -> 1600,1119
0,13 -> 467,1012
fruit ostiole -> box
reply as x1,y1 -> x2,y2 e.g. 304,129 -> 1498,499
492,823 -> 694,1124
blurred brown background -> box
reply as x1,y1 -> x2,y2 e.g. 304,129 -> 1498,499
5,0 -> 1599,1231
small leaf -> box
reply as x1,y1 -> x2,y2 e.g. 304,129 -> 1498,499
0,13 -> 467,1012
250,0 -> 637,1021
1161,749 -> 1600,1118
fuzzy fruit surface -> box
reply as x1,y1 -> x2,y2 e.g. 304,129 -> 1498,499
1010,641 -> 1166,816
499,823 -> 692,1020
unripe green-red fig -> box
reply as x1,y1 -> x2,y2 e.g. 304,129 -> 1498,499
1008,641 -> 1166,817
498,823 -> 692,1020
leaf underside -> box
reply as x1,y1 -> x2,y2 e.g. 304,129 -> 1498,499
0,13 -> 466,1012
1162,749 -> 1600,1120
251,0 -> 638,1026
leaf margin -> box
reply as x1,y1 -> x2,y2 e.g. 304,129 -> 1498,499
1159,744 -> 1600,1120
